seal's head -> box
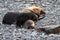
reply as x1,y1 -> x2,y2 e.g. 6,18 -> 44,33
23,6 -> 46,19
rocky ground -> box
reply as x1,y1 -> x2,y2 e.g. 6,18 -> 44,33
0,0 -> 60,40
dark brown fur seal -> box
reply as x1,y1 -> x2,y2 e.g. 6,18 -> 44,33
2,6 -> 46,29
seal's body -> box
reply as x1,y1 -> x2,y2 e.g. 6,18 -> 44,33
2,6 -> 46,29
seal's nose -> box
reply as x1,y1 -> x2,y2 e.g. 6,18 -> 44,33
38,14 -> 45,20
